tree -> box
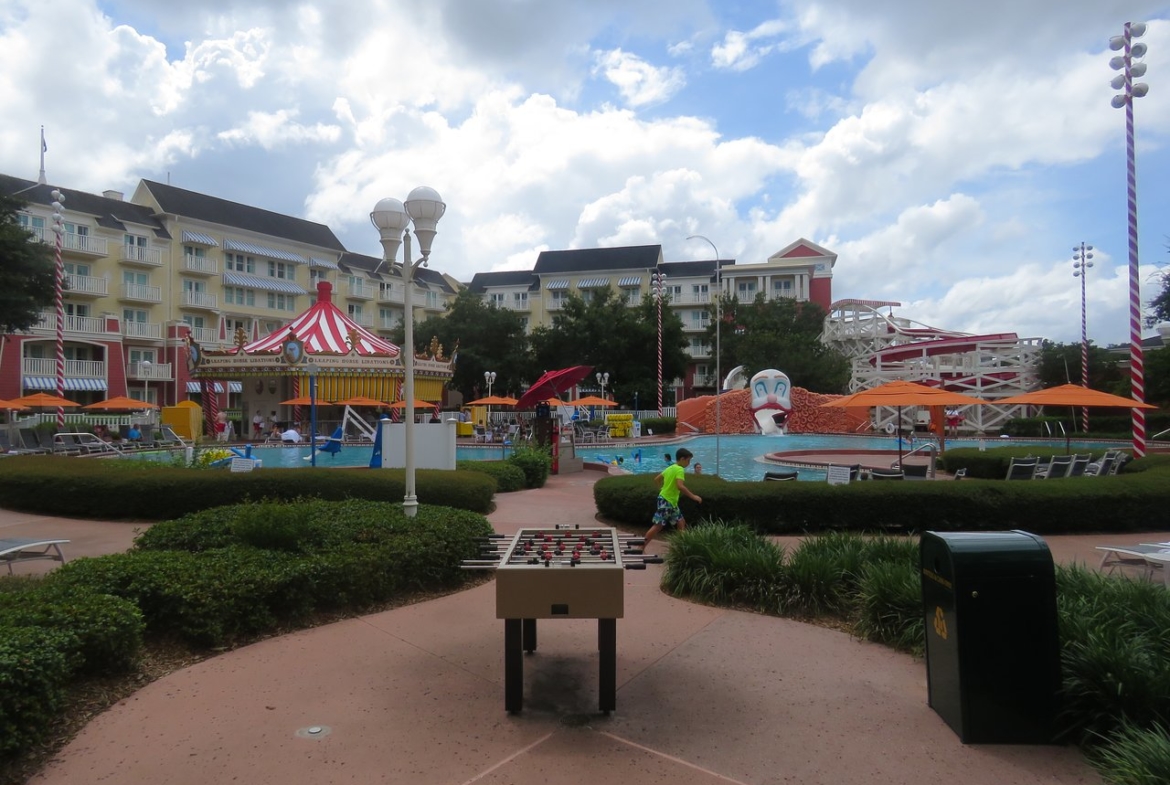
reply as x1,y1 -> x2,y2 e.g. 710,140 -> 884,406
707,295 -> 850,394
1144,238 -> 1169,327
528,288 -> 690,407
0,194 -> 56,333
1036,341 -> 1124,391
1144,346 -> 1170,407
404,289 -> 533,401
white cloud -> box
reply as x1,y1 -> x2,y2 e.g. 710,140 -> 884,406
592,48 -> 686,107
710,18 -> 790,71
217,110 -> 341,149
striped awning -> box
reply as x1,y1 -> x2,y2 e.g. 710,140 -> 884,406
618,276 -> 642,287
24,377 -> 107,391
545,280 -> 570,290
223,240 -> 306,264
181,230 -> 219,246
186,381 -> 243,394
223,272 -> 308,295
577,278 -> 610,288
310,257 -> 340,270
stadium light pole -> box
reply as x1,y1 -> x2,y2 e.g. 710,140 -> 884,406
1109,21 -> 1150,458
50,189 -> 66,429
687,234 -> 721,476
651,269 -> 667,417
371,188 -> 446,517
1073,243 -> 1093,432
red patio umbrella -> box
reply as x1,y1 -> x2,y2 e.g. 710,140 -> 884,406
516,366 -> 593,409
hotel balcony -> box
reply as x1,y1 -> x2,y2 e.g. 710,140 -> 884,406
126,361 -> 173,381
120,245 -> 163,267
346,281 -> 375,300
62,233 -> 109,257
187,326 -> 219,345
180,291 -> 219,310
64,273 -> 109,297
183,254 -> 219,275
35,311 -> 118,335
684,321 -> 711,333
119,283 -> 162,303
23,357 -> 106,379
122,321 -> 164,340
692,374 -> 716,387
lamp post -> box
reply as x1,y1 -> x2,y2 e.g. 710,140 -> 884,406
371,188 -> 446,517
687,234 -> 721,476
50,189 -> 66,429
306,362 -> 320,467
651,269 -> 667,417
1073,243 -> 1093,432
140,360 -> 151,405
484,370 -> 496,429
1109,21 -> 1150,458
596,372 -> 610,400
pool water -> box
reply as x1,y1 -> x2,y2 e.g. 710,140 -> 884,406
141,433 -> 1121,482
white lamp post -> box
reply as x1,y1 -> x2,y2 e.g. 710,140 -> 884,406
1109,21 -> 1150,458
371,188 -> 446,517
1073,243 -> 1093,432
140,360 -> 151,405
651,269 -> 667,417
306,362 -> 320,467
687,234 -> 721,476
484,370 -> 496,429
596,372 -> 610,400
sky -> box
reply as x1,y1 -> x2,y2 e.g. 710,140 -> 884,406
1,0 -> 1169,347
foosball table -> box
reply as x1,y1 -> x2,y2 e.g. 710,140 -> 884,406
462,525 -> 661,713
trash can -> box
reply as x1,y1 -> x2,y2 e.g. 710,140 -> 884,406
632,421 -> 642,438
920,530 -> 1061,744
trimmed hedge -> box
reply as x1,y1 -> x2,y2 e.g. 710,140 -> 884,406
0,456 -> 495,519
0,627 -> 71,757
456,460 -> 527,493
594,455 -> 1170,534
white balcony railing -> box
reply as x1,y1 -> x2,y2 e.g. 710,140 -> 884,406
188,327 -> 218,344
377,287 -> 397,304
120,283 -> 162,302
378,318 -> 400,331
183,254 -> 219,275
35,312 -> 113,334
346,282 -> 374,299
685,320 -> 710,332
127,361 -> 173,380
121,245 -> 163,266
63,233 -> 109,256
123,321 -> 163,339
680,293 -> 711,305
692,374 -> 716,387
64,273 -> 109,296
22,358 -> 106,378
181,291 -> 218,309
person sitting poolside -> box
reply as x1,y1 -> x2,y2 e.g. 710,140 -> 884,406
281,427 -> 302,444
126,425 -> 142,442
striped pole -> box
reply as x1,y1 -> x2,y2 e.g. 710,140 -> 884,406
50,190 -> 66,430
1073,242 -> 1093,432
653,270 -> 665,417
1110,22 -> 1150,457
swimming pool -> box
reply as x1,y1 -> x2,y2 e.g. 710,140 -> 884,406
149,433 -> 1122,482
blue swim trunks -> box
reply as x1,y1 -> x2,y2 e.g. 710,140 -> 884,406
651,495 -> 683,528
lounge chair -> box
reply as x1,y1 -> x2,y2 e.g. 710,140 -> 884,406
1095,543 -> 1170,581
1036,455 -> 1073,479
16,429 -> 50,454
952,468 -> 968,480
1,538 -> 70,575
1004,458 -> 1038,480
902,463 -> 929,479
1085,451 -> 1121,477
1067,454 -> 1092,477
869,467 -> 905,481
764,469 -> 799,481
157,426 -> 189,448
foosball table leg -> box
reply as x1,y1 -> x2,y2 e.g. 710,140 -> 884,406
522,618 -> 537,653
505,619 -> 523,713
598,618 -> 616,714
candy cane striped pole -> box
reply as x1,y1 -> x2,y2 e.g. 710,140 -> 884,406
1073,242 -> 1093,432
50,190 -> 66,430
1109,22 -> 1150,458
653,270 -> 665,417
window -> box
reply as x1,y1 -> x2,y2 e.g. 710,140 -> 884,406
64,345 -> 94,361
185,245 -> 206,259
772,279 -> 793,297
226,253 -> 255,273
518,316 -> 529,332
267,292 -> 295,311
691,284 -> 709,303
184,279 -> 207,294
489,293 -> 506,307
225,318 -> 249,336
379,281 -> 394,300
737,280 -> 757,298
223,286 -> 255,306
690,338 -> 710,355
64,262 -> 91,276
310,269 -> 328,287
666,285 -> 682,300
123,271 -> 149,286
64,303 -> 89,317
513,292 -> 528,308
64,222 -> 89,237
128,348 -> 156,364
123,309 -> 148,324
379,307 -> 398,327
182,315 -> 206,330
265,321 -> 280,334
550,290 -> 569,307
623,288 -> 640,305
690,310 -> 709,329
269,261 -> 292,280
426,291 -> 439,308
580,289 -> 594,303
18,214 -> 45,238
348,304 -> 364,321
124,233 -> 147,249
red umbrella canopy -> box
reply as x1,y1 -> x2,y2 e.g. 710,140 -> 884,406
516,366 -> 593,409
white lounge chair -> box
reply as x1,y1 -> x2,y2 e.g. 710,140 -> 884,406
1095,543 -> 1170,582
1036,455 -> 1073,479
1004,458 -> 1038,480
1,538 -> 70,575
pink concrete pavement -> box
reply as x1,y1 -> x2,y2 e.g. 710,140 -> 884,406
13,473 -> 1167,784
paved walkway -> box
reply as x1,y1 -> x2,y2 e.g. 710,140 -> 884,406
8,472 -> 1166,784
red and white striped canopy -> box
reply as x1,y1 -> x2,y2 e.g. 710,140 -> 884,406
242,282 -> 400,357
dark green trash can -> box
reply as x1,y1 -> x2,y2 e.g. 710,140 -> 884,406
920,531 -> 1061,744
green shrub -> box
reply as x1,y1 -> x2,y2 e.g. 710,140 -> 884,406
853,560 -> 924,654
1089,722 -> 1170,785
661,521 -> 786,611
507,444 -> 552,488
639,417 -> 676,436
456,460 -> 526,493
0,627 -> 70,758
230,502 -> 323,552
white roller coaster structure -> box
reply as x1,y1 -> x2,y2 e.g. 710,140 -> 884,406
820,299 -> 1043,434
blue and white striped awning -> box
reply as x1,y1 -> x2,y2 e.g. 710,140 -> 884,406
186,381 -> 243,394
223,272 -> 308,295
181,230 -> 219,247
618,276 -> 642,287
223,240 -> 307,264
545,280 -> 570,290
309,257 -> 340,270
577,278 -> 610,288
24,377 -> 107,391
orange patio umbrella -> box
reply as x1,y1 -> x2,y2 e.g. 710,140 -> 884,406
993,383 -> 1157,410
11,392 -> 83,408
567,395 -> 618,407
282,395 -> 335,406
0,399 -> 30,411
465,395 -> 519,406
82,396 -> 160,411
333,395 -> 390,407
387,398 -> 439,409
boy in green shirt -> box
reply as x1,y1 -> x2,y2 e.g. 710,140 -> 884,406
644,447 -> 702,546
